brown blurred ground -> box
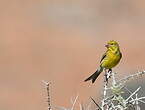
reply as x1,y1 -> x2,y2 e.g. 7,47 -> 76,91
1,0 -> 145,110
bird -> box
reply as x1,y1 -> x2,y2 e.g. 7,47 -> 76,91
84,40 -> 122,83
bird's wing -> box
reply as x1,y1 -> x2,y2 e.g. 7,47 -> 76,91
100,52 -> 106,63
120,52 -> 122,59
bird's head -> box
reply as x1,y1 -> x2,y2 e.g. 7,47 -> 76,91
105,40 -> 120,52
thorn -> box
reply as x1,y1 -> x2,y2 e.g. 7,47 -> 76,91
42,80 -> 51,86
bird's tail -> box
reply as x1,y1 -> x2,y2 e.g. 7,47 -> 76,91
84,66 -> 103,83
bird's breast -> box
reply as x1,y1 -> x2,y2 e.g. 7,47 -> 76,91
101,52 -> 121,69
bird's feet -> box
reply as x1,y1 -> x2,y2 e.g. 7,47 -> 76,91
108,69 -> 112,78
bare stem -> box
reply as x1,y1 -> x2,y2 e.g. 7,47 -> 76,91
90,97 -> 102,110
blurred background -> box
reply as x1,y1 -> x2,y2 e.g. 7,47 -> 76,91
1,0 -> 145,110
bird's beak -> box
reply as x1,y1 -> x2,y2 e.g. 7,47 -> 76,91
105,44 -> 109,48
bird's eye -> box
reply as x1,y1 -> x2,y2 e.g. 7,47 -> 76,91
110,43 -> 113,45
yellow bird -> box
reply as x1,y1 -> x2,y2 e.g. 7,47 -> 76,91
84,40 -> 122,83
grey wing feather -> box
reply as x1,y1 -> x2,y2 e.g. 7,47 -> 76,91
100,53 -> 106,63
120,52 -> 122,59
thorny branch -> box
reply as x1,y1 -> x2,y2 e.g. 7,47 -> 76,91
100,70 -> 145,110
42,80 -> 52,110
117,70 -> 145,84
41,70 -> 145,110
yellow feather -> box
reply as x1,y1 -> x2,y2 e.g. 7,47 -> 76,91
101,40 -> 122,69
84,40 -> 122,83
